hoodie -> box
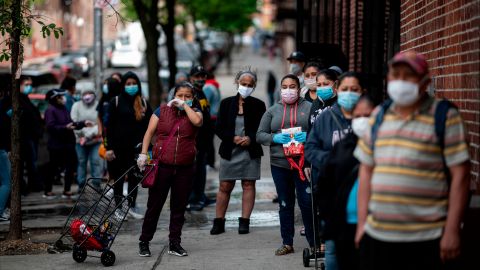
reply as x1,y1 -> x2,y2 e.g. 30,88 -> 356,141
305,103 -> 352,184
71,90 -> 100,145
106,71 -> 152,153
256,98 -> 311,169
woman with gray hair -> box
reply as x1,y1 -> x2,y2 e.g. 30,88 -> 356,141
210,68 -> 266,235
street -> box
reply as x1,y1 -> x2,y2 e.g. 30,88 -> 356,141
0,47 -> 313,270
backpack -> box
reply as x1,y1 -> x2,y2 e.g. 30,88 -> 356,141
371,99 -> 455,183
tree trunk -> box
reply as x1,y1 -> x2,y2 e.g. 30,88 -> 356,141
7,0 -> 23,240
144,26 -> 161,107
165,0 -> 177,89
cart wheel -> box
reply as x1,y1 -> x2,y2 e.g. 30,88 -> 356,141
72,244 -> 87,263
54,240 -> 63,249
303,248 -> 310,267
101,250 -> 116,267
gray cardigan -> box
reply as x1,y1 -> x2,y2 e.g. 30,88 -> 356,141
256,98 -> 312,169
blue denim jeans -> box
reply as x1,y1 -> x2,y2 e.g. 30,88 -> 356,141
75,143 -> 102,189
271,165 -> 314,247
0,150 -> 11,215
326,239 -> 339,270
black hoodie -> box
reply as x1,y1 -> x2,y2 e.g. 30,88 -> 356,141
106,71 -> 152,153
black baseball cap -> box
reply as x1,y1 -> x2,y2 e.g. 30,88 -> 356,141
190,65 -> 207,76
45,88 -> 66,101
287,51 -> 307,62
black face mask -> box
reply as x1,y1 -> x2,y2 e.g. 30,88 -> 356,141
193,80 -> 206,89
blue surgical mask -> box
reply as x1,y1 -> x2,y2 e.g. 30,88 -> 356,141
337,91 -> 361,111
316,86 -> 334,101
23,85 -> 33,95
125,85 -> 139,96
6,109 -> 12,118
102,84 -> 109,94
178,99 -> 193,111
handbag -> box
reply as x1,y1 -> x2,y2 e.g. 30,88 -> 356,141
142,119 -> 182,188
98,142 -> 107,159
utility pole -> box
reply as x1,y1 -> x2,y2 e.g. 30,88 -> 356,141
94,0 -> 104,93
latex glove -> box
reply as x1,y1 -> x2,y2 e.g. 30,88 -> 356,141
137,154 -> 147,171
294,132 -> 307,143
167,98 -> 185,108
273,133 -> 291,144
105,150 -> 116,161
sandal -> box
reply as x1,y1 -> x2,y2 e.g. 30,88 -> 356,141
275,245 -> 294,256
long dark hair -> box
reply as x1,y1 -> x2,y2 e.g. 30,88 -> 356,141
121,71 -> 144,121
338,71 -> 365,89
281,74 -> 301,88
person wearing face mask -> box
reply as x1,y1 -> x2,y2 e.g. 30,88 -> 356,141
257,74 -> 314,256
44,89 -> 78,199
0,87 -> 12,221
305,72 -> 365,270
309,69 -> 340,128
106,71 -> 153,219
354,51 -> 471,270
71,89 -> 102,191
167,72 -> 189,101
60,75 -> 77,113
301,62 -> 323,101
18,76 -> 44,194
210,69 -> 266,235
136,82 -> 202,258
97,77 -> 122,140
187,65 -> 214,211
287,51 -> 307,87
317,95 -> 375,270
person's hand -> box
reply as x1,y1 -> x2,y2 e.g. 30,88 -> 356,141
84,120 -> 95,127
66,123 -> 75,130
440,229 -> 461,262
137,154 -> 147,171
294,131 -> 307,143
79,137 -> 87,146
304,167 -> 312,181
355,223 -> 365,248
273,133 -> 291,144
167,98 -> 185,108
240,136 -> 251,147
233,136 -> 243,145
105,150 -> 116,161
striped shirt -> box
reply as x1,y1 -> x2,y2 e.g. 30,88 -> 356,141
354,96 -> 470,242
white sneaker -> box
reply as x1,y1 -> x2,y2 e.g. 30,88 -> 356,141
0,212 -> 9,222
128,207 -> 144,219
3,208 -> 10,219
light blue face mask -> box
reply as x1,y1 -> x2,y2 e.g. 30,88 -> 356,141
102,84 -> 109,94
337,91 -> 361,111
6,109 -> 12,118
23,85 -> 33,95
178,99 -> 193,111
316,86 -> 334,101
125,85 -> 139,96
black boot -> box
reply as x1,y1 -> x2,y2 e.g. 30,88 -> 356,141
210,218 -> 225,235
238,217 -> 250,234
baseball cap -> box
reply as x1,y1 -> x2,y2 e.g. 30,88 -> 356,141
287,51 -> 307,62
390,50 -> 429,76
190,65 -> 207,76
45,88 -> 66,101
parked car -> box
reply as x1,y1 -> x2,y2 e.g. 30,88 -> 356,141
50,55 -> 83,81
61,49 -> 92,77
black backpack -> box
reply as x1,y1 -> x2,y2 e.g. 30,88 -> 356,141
370,99 -> 456,183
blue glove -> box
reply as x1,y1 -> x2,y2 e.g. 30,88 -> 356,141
273,133 -> 291,144
294,132 -> 307,143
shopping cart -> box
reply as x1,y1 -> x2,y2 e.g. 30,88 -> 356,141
54,164 -> 153,266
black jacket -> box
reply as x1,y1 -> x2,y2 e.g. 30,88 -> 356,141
216,94 -> 266,160
316,132 -> 359,240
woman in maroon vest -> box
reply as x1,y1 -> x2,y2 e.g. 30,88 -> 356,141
136,82 -> 203,258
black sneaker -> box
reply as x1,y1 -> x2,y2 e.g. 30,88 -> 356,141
139,241 -> 151,257
168,242 -> 188,257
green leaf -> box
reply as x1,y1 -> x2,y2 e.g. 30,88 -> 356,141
45,28 -> 50,36
48,23 -> 55,28
54,30 -> 59,39
0,54 -> 4,62
4,54 -> 9,61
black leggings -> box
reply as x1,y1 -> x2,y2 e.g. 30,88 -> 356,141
107,151 -> 141,207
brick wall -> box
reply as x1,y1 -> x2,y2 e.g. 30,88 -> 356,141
400,0 -> 480,189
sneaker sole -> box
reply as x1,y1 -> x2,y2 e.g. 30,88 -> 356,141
168,250 -> 187,257
138,253 -> 151,257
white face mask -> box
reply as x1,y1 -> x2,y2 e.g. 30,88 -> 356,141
238,85 -> 254,98
281,88 -> 299,104
387,80 -> 420,106
304,78 -> 317,90
351,117 -> 370,138
289,63 -> 301,75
